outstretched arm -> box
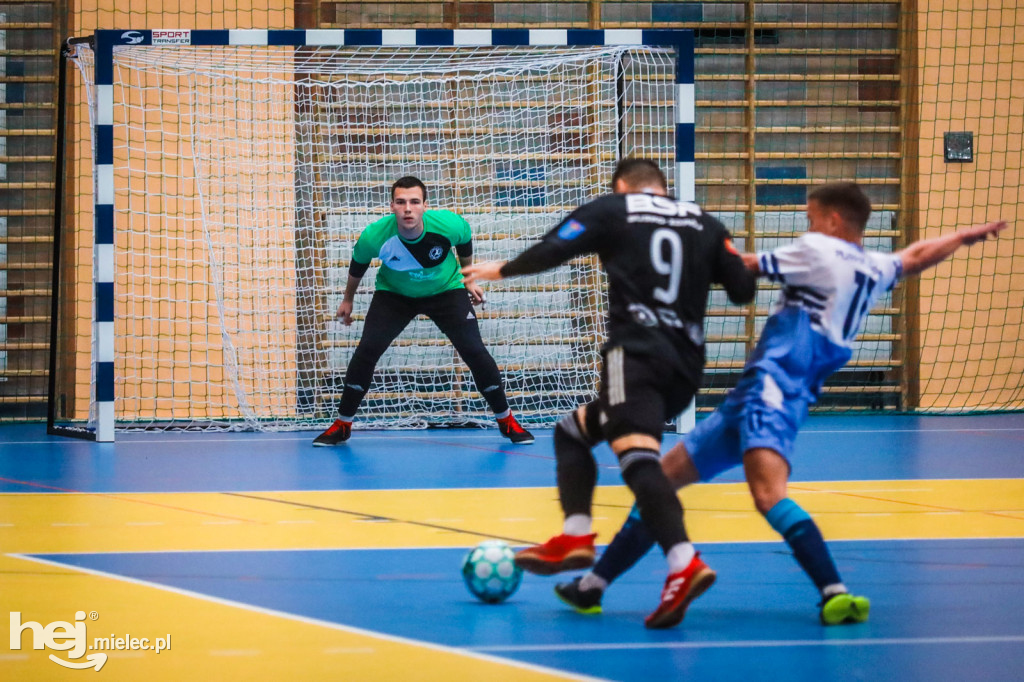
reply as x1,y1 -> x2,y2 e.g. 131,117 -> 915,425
461,260 -> 506,285
464,202 -> 608,286
462,236 -> 583,285
898,221 -> 1008,277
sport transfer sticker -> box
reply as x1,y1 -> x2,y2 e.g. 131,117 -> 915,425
151,30 -> 192,45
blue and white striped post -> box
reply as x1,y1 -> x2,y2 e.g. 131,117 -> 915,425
90,28 -> 695,441
93,33 -> 117,442
672,33 -> 698,432
674,31 -> 696,202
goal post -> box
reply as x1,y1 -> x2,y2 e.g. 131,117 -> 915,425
51,28 -> 694,441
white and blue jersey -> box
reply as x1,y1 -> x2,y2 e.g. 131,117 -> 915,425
686,231 -> 903,480
749,231 -> 903,403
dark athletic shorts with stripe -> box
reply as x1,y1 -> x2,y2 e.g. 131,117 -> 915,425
597,345 -> 699,443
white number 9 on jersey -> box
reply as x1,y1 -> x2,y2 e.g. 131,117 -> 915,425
650,228 -> 683,304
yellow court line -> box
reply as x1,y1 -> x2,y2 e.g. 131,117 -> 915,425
2,479 -> 1022,680
1,478 -> 1022,555
1,553 -> 588,682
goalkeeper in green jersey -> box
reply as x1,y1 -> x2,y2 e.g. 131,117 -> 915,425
313,176 -> 534,446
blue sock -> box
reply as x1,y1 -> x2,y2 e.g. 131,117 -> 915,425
765,498 -> 842,593
592,503 -> 657,585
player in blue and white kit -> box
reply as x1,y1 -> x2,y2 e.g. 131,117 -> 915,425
555,181 -> 1008,625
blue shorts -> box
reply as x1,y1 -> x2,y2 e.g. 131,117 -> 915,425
683,371 -> 806,482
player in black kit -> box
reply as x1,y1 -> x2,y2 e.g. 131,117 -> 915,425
462,158 -> 756,628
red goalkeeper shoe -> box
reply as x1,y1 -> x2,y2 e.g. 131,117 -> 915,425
497,414 -> 535,444
313,419 -> 352,446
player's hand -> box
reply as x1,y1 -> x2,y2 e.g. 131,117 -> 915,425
336,299 -> 354,326
465,281 -> 486,306
741,252 -> 759,272
960,220 -> 1008,246
461,261 -> 506,285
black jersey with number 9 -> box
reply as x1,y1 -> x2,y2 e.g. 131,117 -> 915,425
501,193 -> 756,382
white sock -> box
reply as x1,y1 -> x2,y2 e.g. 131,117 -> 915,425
821,583 -> 848,599
578,572 -> 608,592
666,542 -> 696,573
563,514 -> 592,536
494,408 -> 511,420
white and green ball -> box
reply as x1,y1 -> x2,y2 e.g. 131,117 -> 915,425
461,540 -> 523,603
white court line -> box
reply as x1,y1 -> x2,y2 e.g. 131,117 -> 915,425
0,654 -> 30,661
324,646 -> 376,655
0,480 -> 1007,498
9,475 -> 648,500
470,634 -> 1024,653
6,426 -> 1024,447
791,488 -> 933,493
210,650 -> 262,657
4,545 -> 525,556
9,536 -> 1019,559
723,488 -> 933,495
8,553 -> 604,682
1,432 -> 556,446
800,428 -> 1024,434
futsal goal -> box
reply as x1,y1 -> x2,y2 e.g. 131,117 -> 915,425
50,29 -> 694,441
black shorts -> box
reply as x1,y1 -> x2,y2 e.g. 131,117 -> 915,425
369,287 -> 476,324
597,345 -> 698,442
361,287 -> 484,347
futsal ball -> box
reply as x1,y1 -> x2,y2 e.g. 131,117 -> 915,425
461,540 -> 523,604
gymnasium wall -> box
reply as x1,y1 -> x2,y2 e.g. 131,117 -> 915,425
911,0 -> 1024,409
65,3 -> 298,421
61,1 -> 1024,417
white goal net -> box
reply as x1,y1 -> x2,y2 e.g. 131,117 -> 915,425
62,40 -> 678,432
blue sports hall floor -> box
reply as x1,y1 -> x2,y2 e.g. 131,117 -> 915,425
2,412 -> 1023,680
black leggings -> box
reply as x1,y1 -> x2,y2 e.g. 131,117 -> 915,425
337,289 -> 509,417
